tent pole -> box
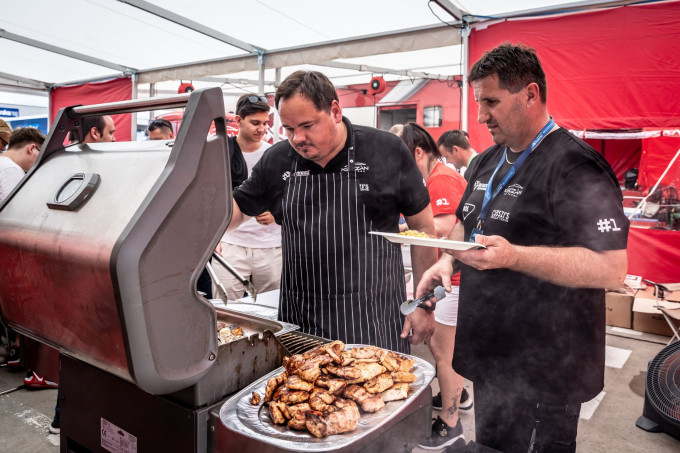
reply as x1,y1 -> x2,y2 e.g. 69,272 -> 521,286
461,22 -> 470,132
131,73 -> 138,141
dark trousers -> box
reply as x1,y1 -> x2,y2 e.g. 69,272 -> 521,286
474,380 -> 581,453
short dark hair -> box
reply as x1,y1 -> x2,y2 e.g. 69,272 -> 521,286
468,42 -> 547,104
401,122 -> 441,160
84,116 -> 107,136
437,130 -> 471,150
236,94 -> 270,118
7,127 -> 45,150
148,118 -> 174,133
275,71 -> 338,113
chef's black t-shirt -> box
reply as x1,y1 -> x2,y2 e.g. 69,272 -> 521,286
233,117 -> 430,231
453,127 -> 629,403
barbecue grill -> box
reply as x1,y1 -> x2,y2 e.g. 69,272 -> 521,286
0,90 -> 433,452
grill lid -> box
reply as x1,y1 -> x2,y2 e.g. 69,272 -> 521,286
0,88 -> 232,394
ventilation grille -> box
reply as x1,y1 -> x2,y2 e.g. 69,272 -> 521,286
646,340 -> 680,421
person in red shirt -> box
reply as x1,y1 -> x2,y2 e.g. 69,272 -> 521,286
394,122 -> 470,450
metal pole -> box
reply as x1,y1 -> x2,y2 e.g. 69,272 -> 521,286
461,22 -> 470,132
131,73 -> 138,140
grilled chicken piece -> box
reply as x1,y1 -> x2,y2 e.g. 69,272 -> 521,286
363,372 -> 394,394
287,374 -> 314,392
339,351 -> 355,366
273,385 -> 310,405
250,391 -> 261,405
343,384 -> 385,413
268,401 -> 288,425
309,387 -> 336,411
397,357 -> 416,372
351,346 -> 382,360
346,362 -> 387,384
315,374 -> 347,395
381,383 -> 410,402
322,340 -> 346,363
390,371 -> 416,383
286,403 -> 312,430
305,398 -> 360,438
379,352 -> 401,372
264,371 -> 288,403
325,364 -> 362,380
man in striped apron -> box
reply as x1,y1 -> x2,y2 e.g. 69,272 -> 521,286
229,71 -> 438,353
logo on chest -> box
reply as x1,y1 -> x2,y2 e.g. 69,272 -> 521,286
473,181 -> 488,191
359,184 -> 370,192
490,210 -> 510,222
294,170 -> 310,177
340,162 -> 369,173
462,203 -> 476,220
282,171 -> 291,181
503,184 -> 524,198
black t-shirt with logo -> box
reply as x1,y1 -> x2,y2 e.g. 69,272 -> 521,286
453,127 -> 629,403
233,117 -> 430,230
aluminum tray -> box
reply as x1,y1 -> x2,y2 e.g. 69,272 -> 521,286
219,345 -> 435,452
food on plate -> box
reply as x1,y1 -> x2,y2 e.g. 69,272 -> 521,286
258,340 -> 416,438
217,323 -> 244,345
250,391 -> 261,405
381,383 -> 410,402
398,229 -> 433,238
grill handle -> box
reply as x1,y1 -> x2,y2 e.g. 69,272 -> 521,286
69,93 -> 191,117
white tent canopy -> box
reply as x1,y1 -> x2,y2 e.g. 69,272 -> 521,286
0,0 -> 637,98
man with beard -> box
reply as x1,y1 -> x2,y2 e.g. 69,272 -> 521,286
416,43 -> 628,452
227,71 -> 438,353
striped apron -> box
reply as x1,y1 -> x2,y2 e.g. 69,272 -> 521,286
279,136 -> 409,353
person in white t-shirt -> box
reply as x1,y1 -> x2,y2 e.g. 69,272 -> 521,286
213,94 -> 282,300
0,127 -> 45,203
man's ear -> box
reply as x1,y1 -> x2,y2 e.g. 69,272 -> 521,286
330,100 -> 343,122
414,146 -> 425,160
526,82 -> 540,106
90,127 -> 101,140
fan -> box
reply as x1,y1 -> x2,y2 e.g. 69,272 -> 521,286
636,340 -> 680,439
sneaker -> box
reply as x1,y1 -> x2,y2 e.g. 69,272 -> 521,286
418,416 -> 465,450
432,388 -> 473,411
48,418 -> 60,435
23,371 -> 59,389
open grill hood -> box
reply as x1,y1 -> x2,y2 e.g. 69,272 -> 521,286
0,88 -> 233,394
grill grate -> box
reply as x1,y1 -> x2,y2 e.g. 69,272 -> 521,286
646,340 -> 680,421
277,331 -> 329,356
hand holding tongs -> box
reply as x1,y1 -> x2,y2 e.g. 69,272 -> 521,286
211,251 -> 258,302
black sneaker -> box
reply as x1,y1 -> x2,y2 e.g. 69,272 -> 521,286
48,418 -> 60,435
418,416 -> 465,450
432,388 -> 473,411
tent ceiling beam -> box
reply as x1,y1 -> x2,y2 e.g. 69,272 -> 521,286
117,0 -> 260,54
0,29 -> 132,73
431,0 -> 469,21
316,61 -> 453,81
0,71 -> 50,90
137,23 -> 460,84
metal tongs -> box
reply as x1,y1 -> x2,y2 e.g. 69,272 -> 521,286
208,251 -> 258,302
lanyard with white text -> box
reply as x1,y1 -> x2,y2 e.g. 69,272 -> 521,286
470,118 -> 555,243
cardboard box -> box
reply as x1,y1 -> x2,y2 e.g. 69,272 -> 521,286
632,297 -> 680,337
605,291 -> 634,329
634,285 -> 680,302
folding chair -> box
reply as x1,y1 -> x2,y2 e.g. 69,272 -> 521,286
643,280 -> 680,344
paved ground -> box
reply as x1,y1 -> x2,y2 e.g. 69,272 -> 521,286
1,328 -> 680,452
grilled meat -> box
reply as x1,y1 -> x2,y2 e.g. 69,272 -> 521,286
286,374 -> 314,392
363,372 -> 394,394
315,374 -> 347,395
264,371 -> 288,403
309,387 -> 336,411
327,362 -> 386,383
250,391 -> 261,405
351,346 -> 382,360
381,383 -> 410,402
305,398 -> 360,438
286,403 -> 311,430
390,371 -> 416,383
273,385 -> 310,405
269,401 -> 288,425
343,384 -> 386,413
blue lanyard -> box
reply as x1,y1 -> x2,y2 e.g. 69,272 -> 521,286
471,118 -> 555,242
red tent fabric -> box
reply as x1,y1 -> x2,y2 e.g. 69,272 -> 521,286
584,138 -> 641,183
638,135 -> 680,190
627,228 -> 680,282
49,76 -> 133,142
467,2 -> 680,151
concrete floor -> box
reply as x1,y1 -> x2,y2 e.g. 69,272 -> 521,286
1,328 -> 680,452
